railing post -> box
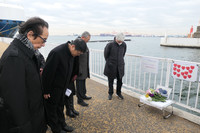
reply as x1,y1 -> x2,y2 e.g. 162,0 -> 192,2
165,59 -> 171,87
89,48 -> 92,74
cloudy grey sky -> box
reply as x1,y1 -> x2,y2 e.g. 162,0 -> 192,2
2,0 -> 200,35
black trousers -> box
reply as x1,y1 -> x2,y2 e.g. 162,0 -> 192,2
45,88 -> 66,133
64,81 -> 75,111
76,79 -> 86,103
108,71 -> 123,95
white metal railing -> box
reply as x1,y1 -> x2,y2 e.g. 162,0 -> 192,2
89,49 -> 200,115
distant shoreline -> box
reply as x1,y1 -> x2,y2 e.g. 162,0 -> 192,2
48,35 -> 187,38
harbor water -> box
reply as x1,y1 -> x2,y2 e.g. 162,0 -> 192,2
40,35 -> 200,63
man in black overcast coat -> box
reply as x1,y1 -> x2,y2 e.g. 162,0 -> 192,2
0,17 -> 49,133
104,33 -> 127,100
42,38 -> 86,133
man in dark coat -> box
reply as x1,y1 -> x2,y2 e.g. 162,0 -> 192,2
76,31 -> 92,106
0,17 -> 49,133
104,33 -> 127,100
42,38 -> 87,133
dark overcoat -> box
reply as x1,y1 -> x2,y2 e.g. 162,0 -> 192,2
42,42 -> 74,94
104,40 -> 127,79
0,39 -> 46,133
76,46 -> 90,80
42,42 -> 74,132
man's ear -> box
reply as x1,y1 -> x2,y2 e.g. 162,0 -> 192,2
71,44 -> 75,50
69,44 -> 75,51
27,31 -> 34,40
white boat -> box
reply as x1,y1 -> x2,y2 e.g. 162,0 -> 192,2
160,37 -> 200,48
160,26 -> 200,48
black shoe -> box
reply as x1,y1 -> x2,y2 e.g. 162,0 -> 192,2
78,101 -> 89,106
83,96 -> 92,100
66,110 -> 76,118
62,125 -> 74,132
72,109 -> 79,115
117,94 -> 124,99
108,94 -> 112,100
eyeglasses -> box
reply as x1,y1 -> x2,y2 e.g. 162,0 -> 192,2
37,35 -> 47,43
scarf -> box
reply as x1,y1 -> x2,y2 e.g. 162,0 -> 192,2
15,34 -> 41,58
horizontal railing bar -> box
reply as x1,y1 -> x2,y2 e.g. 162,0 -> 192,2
175,102 -> 200,114
91,49 -> 200,65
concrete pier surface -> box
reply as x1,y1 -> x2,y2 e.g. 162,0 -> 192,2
47,79 -> 200,133
0,42 -> 9,57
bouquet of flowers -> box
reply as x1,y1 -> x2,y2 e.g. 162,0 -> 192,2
145,88 -> 168,102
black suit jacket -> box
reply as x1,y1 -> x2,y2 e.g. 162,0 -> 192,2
42,42 -> 74,94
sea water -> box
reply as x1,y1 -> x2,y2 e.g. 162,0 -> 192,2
40,35 -> 200,64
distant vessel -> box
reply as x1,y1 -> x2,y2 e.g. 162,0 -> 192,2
99,33 -> 115,36
0,3 -> 25,44
99,31 -> 133,37
160,25 -> 200,48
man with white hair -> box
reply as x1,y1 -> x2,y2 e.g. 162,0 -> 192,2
104,32 -> 127,100
76,31 -> 92,106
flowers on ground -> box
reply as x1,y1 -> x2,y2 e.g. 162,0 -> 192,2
145,88 -> 167,102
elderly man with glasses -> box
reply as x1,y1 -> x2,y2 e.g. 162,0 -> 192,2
0,17 -> 49,133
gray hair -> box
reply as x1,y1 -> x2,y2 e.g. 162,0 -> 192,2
81,31 -> 91,38
115,32 -> 125,42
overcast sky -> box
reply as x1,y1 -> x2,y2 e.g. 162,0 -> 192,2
2,0 -> 200,35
